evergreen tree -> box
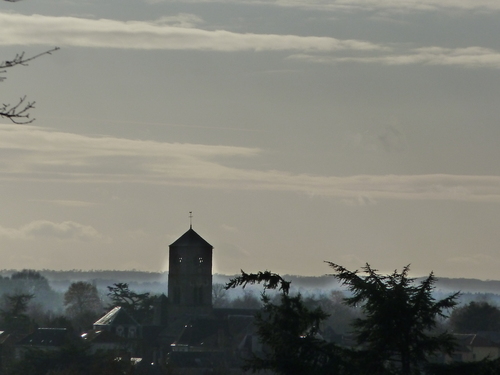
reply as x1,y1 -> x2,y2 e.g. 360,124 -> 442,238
227,271 -> 350,375
327,262 -> 458,375
0,292 -> 34,333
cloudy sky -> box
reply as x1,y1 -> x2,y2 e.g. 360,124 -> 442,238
1,0 -> 500,280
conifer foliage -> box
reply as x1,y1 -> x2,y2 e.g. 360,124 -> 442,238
227,270 -> 348,375
228,263 -> 460,375
327,262 -> 459,375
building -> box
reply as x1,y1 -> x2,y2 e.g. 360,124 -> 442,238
167,225 -> 213,321
86,224 -> 258,373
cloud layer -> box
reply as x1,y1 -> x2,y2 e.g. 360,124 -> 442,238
290,46 -> 500,69
0,220 -> 102,240
2,12 -> 499,70
0,12 -> 383,52
1,125 -> 500,203
160,0 -> 500,12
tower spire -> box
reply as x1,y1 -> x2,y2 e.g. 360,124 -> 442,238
189,211 -> 193,229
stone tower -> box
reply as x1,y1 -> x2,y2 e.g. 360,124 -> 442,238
167,226 -> 213,319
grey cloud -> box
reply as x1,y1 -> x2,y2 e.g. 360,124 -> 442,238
0,126 -> 500,203
289,46 -> 500,69
0,12 -> 385,52
141,0 -> 500,13
0,220 -> 102,240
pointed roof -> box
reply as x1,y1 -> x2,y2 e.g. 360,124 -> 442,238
170,227 -> 212,248
94,306 -> 139,327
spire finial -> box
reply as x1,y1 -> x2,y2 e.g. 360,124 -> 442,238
189,211 -> 193,229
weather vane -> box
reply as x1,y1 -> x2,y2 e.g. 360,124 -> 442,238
189,211 -> 193,229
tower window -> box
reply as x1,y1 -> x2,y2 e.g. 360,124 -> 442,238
178,257 -> 183,263
198,257 -> 204,264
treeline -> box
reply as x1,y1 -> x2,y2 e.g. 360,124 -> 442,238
226,265 -> 500,375
3,269 -> 500,295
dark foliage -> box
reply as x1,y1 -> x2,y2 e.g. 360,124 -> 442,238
449,301 -> 500,333
226,270 -> 291,294
64,281 -> 103,331
327,262 -> 459,375
426,357 -> 500,375
227,270 -> 351,374
107,282 -> 156,323
0,292 -> 34,333
6,342 -> 132,375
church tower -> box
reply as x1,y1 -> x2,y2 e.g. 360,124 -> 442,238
167,225 -> 213,319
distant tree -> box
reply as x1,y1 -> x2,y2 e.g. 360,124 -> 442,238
229,290 -> 262,309
11,269 -> 51,294
302,291 -> 359,335
212,283 -> 229,308
64,282 -> 102,331
327,262 -> 459,375
0,292 -> 34,333
1,48 -> 59,124
107,282 -> 156,323
449,301 -> 500,333
10,269 -> 61,311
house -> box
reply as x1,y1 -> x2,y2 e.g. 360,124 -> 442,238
13,328 -> 76,360
93,306 -> 141,340
447,333 -> 500,362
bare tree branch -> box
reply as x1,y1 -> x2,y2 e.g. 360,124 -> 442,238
1,47 -> 60,124
0,47 -> 60,74
1,96 -> 35,124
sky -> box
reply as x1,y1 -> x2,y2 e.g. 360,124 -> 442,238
1,0 -> 500,280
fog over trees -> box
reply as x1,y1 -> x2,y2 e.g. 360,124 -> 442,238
0,267 -> 499,373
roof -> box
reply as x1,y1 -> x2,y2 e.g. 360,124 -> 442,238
81,329 -> 125,344
16,328 -> 70,347
172,315 -> 255,349
94,306 -> 139,327
453,333 -> 500,350
170,227 -> 212,248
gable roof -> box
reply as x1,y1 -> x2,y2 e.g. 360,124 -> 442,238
170,227 -> 212,248
94,306 -> 139,327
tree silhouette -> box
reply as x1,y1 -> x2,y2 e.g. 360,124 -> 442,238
449,301 -> 500,333
227,270 -> 350,374
0,292 -> 34,333
106,282 -> 156,323
64,281 -> 103,331
327,262 -> 458,375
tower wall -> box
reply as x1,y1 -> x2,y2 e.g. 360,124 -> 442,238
167,228 -> 213,319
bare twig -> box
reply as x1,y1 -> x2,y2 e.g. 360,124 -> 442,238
1,96 -> 35,124
1,47 -> 59,124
